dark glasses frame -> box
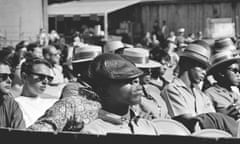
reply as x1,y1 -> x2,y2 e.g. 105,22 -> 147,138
0,73 -> 14,82
28,71 -> 53,83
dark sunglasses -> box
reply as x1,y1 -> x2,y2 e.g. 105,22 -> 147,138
0,73 -> 14,82
227,68 -> 240,74
28,72 -> 53,83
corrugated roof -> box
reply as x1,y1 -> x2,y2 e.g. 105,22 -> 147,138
48,0 -> 141,16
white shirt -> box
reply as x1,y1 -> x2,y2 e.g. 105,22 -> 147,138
15,96 -> 57,127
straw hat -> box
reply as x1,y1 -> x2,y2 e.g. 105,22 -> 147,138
72,45 -> 102,63
103,40 -> 133,53
180,44 -> 211,67
207,38 -> 240,74
122,48 -> 161,68
178,28 -> 185,33
212,38 -> 236,54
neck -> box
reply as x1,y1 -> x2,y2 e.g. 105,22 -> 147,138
102,102 -> 129,116
179,71 -> 192,89
217,81 -> 232,91
21,86 -> 38,98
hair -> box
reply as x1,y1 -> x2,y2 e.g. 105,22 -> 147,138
42,45 -> 56,56
21,57 -> 52,74
150,48 -> 170,62
27,42 -> 40,52
16,41 -> 27,52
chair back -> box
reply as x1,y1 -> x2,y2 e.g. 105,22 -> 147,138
152,119 -> 191,136
191,129 -> 232,138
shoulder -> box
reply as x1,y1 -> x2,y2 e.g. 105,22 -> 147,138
81,119 -> 108,135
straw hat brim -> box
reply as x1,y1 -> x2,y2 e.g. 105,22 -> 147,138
207,57 -> 240,74
72,57 -> 95,63
135,60 -> 161,68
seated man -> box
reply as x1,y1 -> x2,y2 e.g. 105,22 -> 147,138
80,53 -> 164,135
0,55 -> 25,128
161,43 -> 239,136
28,45 -> 102,132
15,58 -> 58,127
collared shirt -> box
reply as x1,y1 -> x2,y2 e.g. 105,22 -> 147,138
204,84 -> 240,113
0,95 -> 25,129
161,78 -> 215,117
80,109 -> 163,135
135,84 -> 170,119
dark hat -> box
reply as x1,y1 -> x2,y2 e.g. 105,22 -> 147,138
180,44 -> 211,67
207,38 -> 240,74
88,53 -> 143,81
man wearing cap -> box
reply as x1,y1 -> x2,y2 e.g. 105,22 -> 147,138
28,45 -> 102,131
161,43 -> 239,136
80,53 -> 164,135
205,38 -> 240,120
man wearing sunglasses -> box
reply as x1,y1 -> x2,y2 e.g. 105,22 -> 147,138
15,58 -> 57,127
0,59 -> 25,129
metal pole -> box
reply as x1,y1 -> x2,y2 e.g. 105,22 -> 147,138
104,13 -> 108,40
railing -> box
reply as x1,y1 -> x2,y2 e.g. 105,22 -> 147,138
0,128 -> 239,144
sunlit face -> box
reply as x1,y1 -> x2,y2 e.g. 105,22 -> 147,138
32,47 -> 43,58
0,64 -> 12,94
23,64 -> 53,97
106,78 -> 144,106
48,47 -> 60,64
222,63 -> 240,86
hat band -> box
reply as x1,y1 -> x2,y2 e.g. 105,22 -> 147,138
124,55 -> 149,65
73,51 -> 101,61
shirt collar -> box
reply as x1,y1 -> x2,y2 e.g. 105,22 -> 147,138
98,108 -> 139,125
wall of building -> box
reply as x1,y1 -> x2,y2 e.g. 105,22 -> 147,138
138,1 -> 240,38
0,0 -> 43,45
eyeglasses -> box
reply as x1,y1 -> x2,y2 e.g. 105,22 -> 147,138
227,68 -> 240,74
28,72 -> 53,83
0,73 -> 14,82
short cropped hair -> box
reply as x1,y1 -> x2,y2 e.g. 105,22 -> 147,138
21,57 -> 52,74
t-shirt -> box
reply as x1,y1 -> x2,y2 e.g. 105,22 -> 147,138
15,96 -> 58,127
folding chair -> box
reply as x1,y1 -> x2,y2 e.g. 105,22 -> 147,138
152,119 -> 191,135
191,129 -> 232,138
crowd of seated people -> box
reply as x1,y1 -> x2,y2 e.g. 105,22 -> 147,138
0,27 -> 240,138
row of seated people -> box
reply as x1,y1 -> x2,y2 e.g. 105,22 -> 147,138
0,37 -> 240,138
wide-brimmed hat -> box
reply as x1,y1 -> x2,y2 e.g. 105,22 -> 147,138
72,45 -> 102,63
207,38 -> 240,74
180,44 -> 211,67
212,38 -> 236,54
88,53 -> 143,81
121,48 -> 161,68
207,50 -> 240,74
103,40 -> 133,53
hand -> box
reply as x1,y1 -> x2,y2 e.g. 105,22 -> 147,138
226,103 -> 240,120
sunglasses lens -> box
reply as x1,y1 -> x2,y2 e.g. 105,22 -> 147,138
0,74 -> 13,81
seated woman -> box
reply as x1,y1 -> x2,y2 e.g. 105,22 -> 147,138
80,53 -> 164,135
205,39 -> 240,120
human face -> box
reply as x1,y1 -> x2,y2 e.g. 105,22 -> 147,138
0,64 -> 12,94
33,47 -> 43,58
49,47 -> 60,64
106,78 -> 144,106
159,59 -> 169,76
23,64 -> 53,97
223,63 -> 240,86
189,63 -> 207,84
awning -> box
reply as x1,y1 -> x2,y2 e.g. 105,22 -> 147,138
48,0 -> 141,17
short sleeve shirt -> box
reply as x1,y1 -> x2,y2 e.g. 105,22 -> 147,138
161,78 -> 215,117
205,84 -> 240,113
